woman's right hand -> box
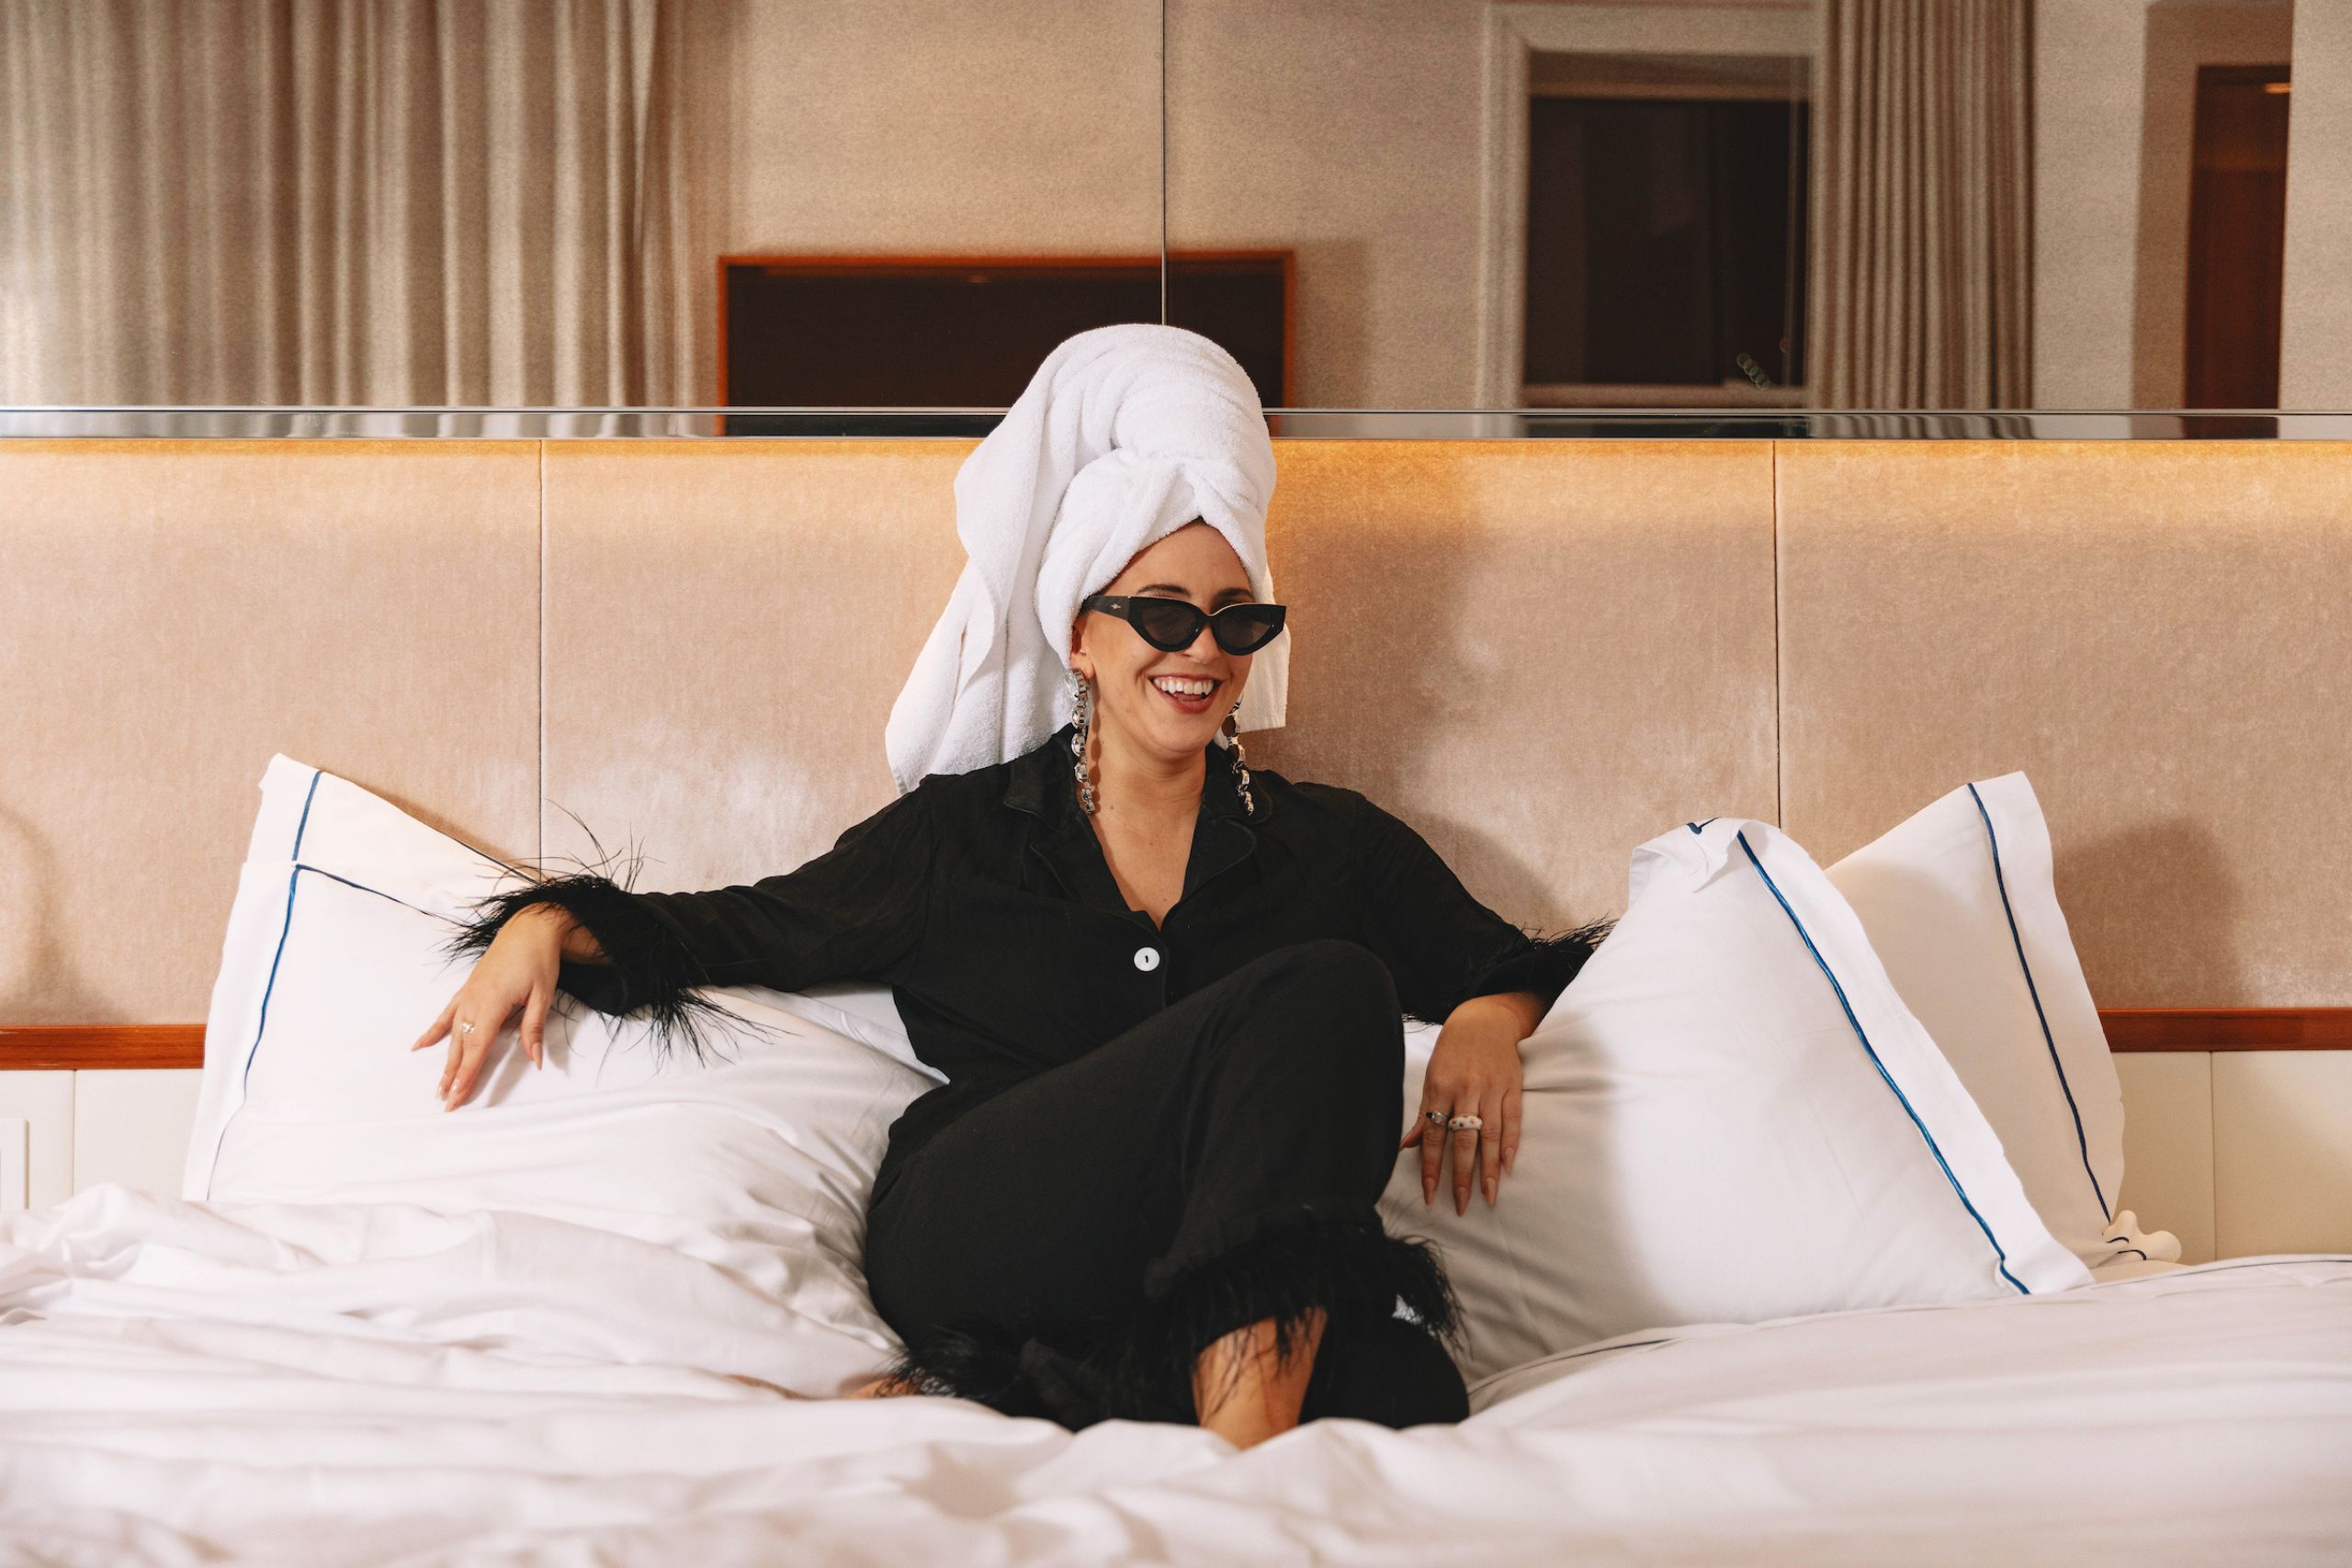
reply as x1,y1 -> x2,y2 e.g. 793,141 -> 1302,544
412,903 -> 574,1111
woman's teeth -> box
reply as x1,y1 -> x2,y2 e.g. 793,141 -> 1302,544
1150,676 -> 1216,707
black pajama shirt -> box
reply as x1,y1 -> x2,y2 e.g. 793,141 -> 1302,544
466,720 -> 1600,1431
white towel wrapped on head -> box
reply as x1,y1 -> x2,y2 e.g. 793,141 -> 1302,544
883,323 -> 1285,795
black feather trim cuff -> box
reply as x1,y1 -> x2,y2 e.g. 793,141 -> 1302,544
442,872 -> 736,1068
1453,913 -> 1617,1021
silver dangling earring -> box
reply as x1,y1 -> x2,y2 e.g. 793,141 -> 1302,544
1224,701 -> 1254,818
1069,666 -> 1098,817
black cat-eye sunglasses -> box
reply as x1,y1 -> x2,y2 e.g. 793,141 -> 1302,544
1080,593 -> 1289,655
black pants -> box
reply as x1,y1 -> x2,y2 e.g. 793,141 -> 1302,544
862,938 -> 1471,1432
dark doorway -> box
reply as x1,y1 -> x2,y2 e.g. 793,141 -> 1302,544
1525,87 -> 1808,396
2185,64 -> 2291,409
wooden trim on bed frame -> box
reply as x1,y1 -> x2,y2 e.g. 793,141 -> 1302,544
0,1026 -> 211,1070
6,1010 -> 2352,1071
2096,1009 -> 2352,1051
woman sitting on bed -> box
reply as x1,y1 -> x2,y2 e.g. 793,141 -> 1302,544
414,326 -> 1608,1449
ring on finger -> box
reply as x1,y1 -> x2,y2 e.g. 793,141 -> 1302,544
1423,1109 -> 1449,1127
1447,1112 -> 1485,1132
457,1021 -> 477,1037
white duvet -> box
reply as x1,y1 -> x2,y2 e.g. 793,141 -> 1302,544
4,1188 -> 2348,1566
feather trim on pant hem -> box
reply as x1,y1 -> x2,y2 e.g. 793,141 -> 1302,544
871,1211 -> 1462,1432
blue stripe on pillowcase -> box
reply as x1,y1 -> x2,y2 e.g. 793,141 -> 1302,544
241,867 -> 304,1098
239,771 -> 461,1096
1730,827 -> 2030,1294
289,766 -> 322,859
240,771 -> 326,1095
236,865 -> 456,1094
1965,781 -> 2111,1221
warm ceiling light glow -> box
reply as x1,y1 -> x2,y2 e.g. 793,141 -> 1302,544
2264,81 -> 2292,94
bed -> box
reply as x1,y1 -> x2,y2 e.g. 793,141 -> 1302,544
9,434 -> 2352,1563
4,1188 -> 2346,1565
7,754 -> 2352,1566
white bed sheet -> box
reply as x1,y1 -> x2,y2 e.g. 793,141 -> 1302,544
4,1185 -> 2347,1567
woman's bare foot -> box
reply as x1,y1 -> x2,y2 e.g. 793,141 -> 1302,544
846,1373 -> 922,1399
1193,1307 -> 1326,1449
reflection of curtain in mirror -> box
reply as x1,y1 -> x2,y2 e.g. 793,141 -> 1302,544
1807,0 -> 2032,407
0,0 -> 703,405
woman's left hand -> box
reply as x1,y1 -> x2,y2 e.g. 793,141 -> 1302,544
1400,993 -> 1540,1214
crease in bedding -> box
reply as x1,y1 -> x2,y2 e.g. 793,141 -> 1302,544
5,1188 -> 2348,1567
18,759 -> 2338,1562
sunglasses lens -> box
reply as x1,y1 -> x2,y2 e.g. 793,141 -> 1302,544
1214,605 -> 1284,653
1132,599 -> 1205,649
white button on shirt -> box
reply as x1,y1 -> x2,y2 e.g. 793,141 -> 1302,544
1134,946 -> 1161,972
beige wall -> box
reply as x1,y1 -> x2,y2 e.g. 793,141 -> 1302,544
727,0 -> 1780,406
12,434 -> 2352,1256
2281,0 -> 2352,407
722,0 -> 2342,410
718,0 -> 1826,407
1776,439 -> 2352,1007
2024,0 -> 2302,409
722,0 -> 1161,254
1,436 -> 1775,1021
2031,0 -> 2151,409
1163,0 -> 1488,408
4,1 -> 2335,409
0,442 -> 541,1026
9,434 -> 2352,1025
2131,2 -> 2298,409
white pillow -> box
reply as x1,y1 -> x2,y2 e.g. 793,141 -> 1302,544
190,756 -> 937,1396
211,753 -> 933,1083
1825,772 -> 2152,1270
736,980 -> 944,1086
1379,815 -> 2091,1386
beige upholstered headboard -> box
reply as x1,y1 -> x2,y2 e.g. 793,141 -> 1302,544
6,435 -> 2350,1258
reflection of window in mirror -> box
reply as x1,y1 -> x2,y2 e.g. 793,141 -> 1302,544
1521,52 -> 1807,409
2184,65 -> 2290,409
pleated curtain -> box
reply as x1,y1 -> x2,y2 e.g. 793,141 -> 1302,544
0,0 -> 700,406
1806,0 -> 2034,408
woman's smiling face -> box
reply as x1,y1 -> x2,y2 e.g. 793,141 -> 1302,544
1069,521 -> 1256,769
